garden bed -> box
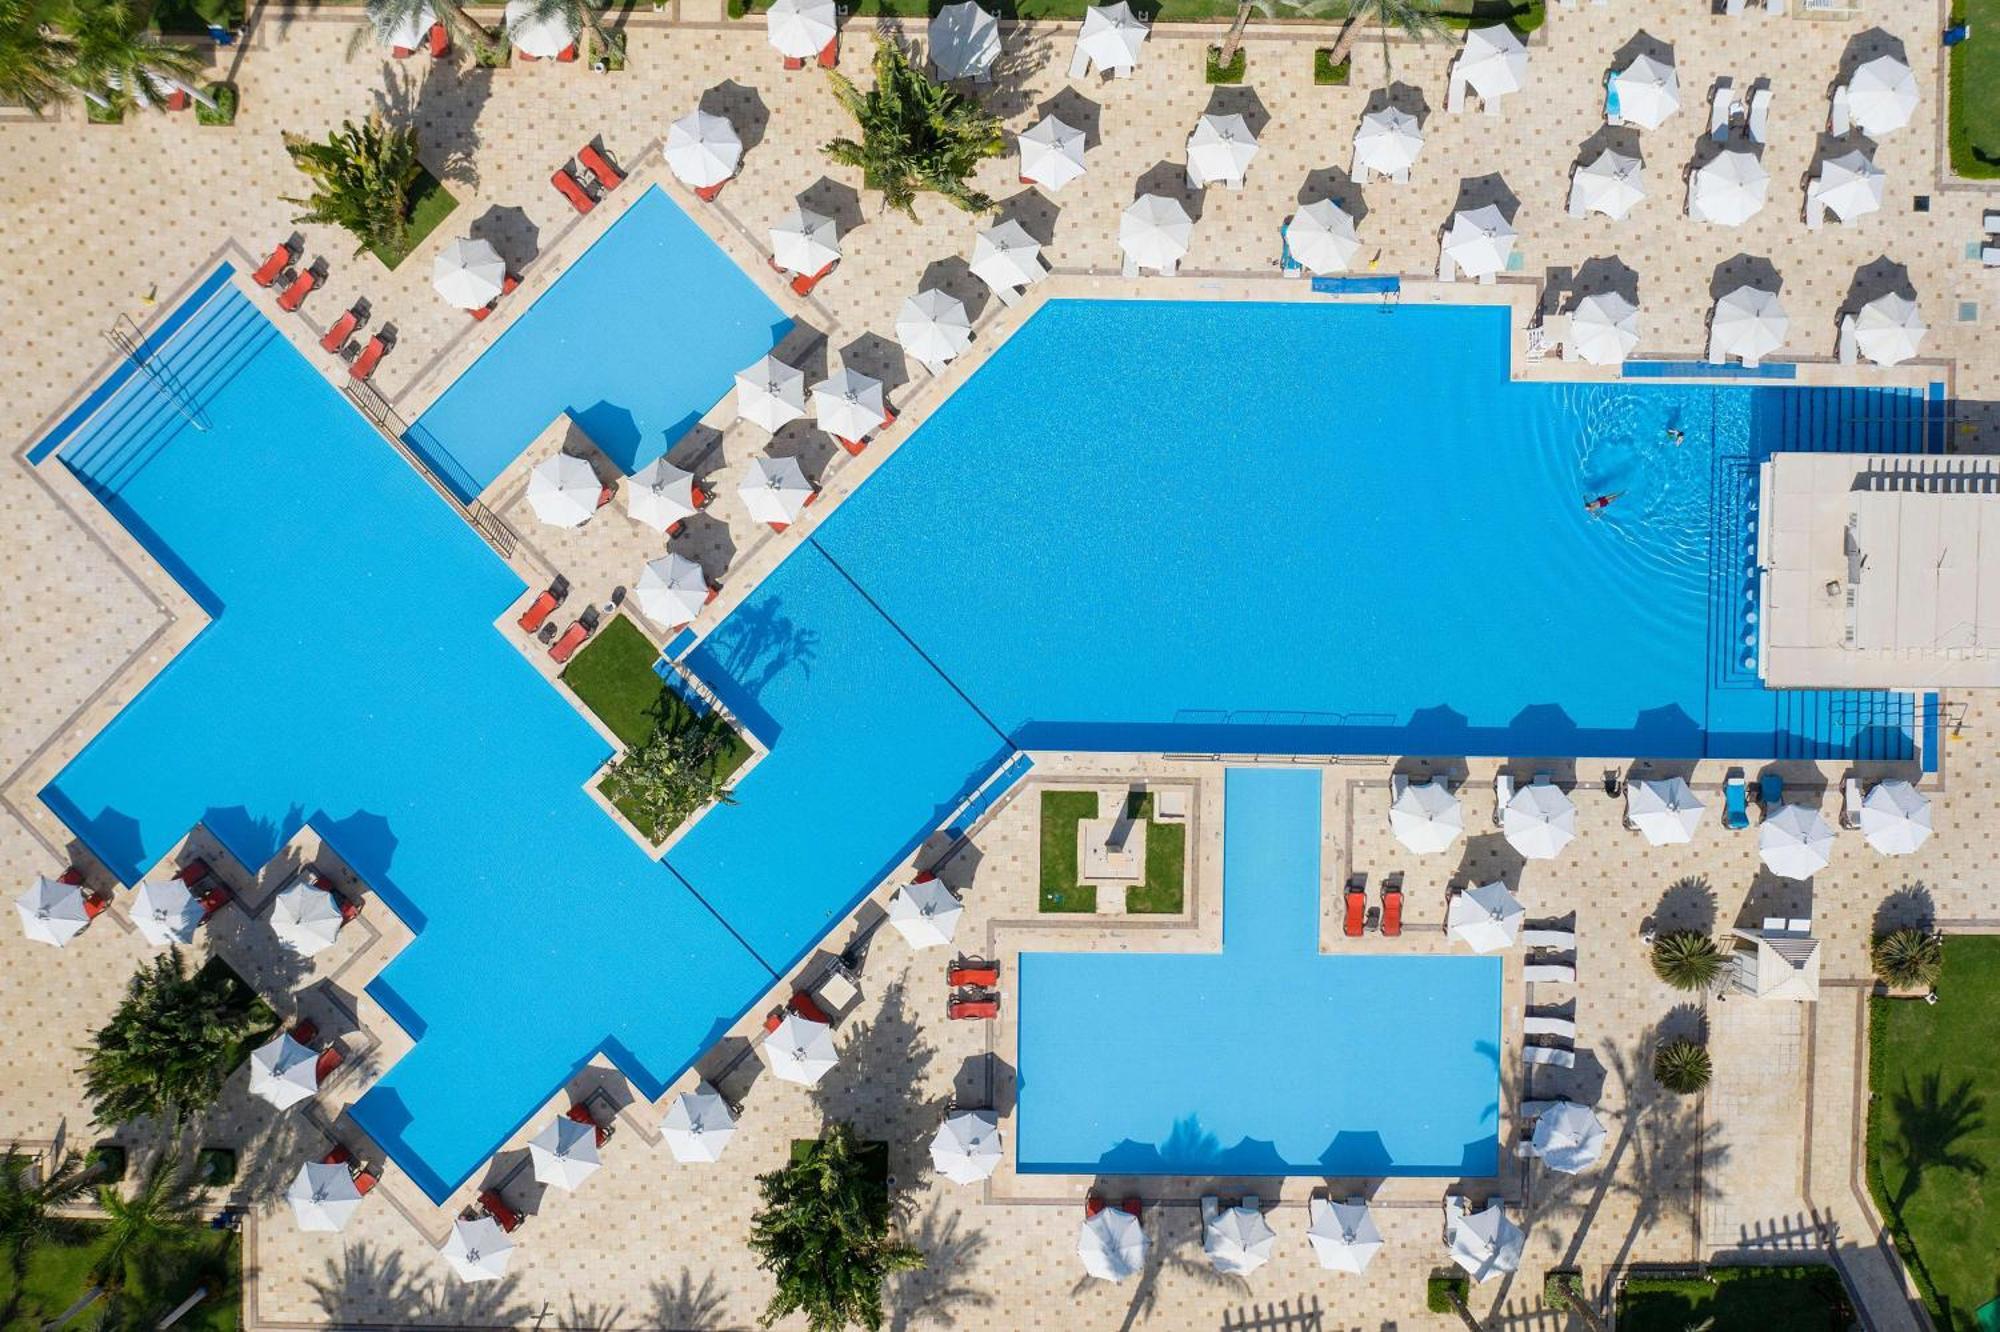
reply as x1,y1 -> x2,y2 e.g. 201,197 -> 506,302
367,167 -> 458,269
0,1228 -> 241,1331
1038,789 -> 1098,912
1948,0 -> 2000,176
1615,1266 -> 1853,1331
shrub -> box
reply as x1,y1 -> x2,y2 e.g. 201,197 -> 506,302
1314,47 -> 1350,85
1872,927 -> 1944,990
1205,44 -> 1246,84
750,1124 -> 919,1332
1427,1272 -> 1470,1313
80,951 -> 277,1128
1651,930 -> 1726,992
1653,1037 -> 1713,1095
195,80 -> 236,125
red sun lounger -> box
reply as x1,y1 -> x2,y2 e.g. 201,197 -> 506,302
1120,1197 -> 1142,1217
552,166 -> 596,214
277,267 -> 318,312
477,1190 -> 522,1232
82,891 -> 109,920
517,590 -> 560,633
790,260 -> 837,297
314,1045 -> 344,1081
578,144 -> 623,191
320,1144 -> 352,1167
337,895 -> 361,923
817,36 -> 838,68
428,21 -> 449,56
320,305 -> 362,354
566,1102 -> 611,1146
694,178 -> 729,203
197,885 -> 231,919
555,42 -> 576,60
947,964 -> 999,989
174,858 -> 215,889
391,36 -> 415,55
549,620 -> 591,664
252,242 -> 294,288
469,273 -> 520,321
1342,888 -> 1366,938
1380,887 -> 1403,937
783,52 -> 805,70
291,1019 -> 320,1047
353,1170 -> 378,1194
947,992 -> 999,1020
349,335 -> 389,382
1084,1193 -> 1106,1217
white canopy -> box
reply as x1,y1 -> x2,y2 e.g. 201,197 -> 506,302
271,878 -> 344,956
381,0 -> 436,50
504,0 -> 573,58
1442,205 -> 1516,281
1610,53 -> 1679,129
886,878 -> 962,949
1759,803 -> 1835,879
1861,779 -> 1931,855
1389,778 -> 1462,854
1813,149 -> 1886,222
1018,114 -> 1087,190
1078,1 -> 1146,72
1626,776 -> 1704,845
635,553 -> 710,629
738,454 -> 814,527
1187,112 -> 1259,188
662,1082 -> 737,1163
1853,293 -> 1927,367
1567,292 -> 1641,367
529,1116 -> 602,1190
664,109 -> 741,189
928,1 -> 999,80
248,1032 -> 320,1110
1448,1202 -> 1525,1282
1711,286 -> 1788,366
1079,1207 -> 1147,1281
1307,1198 -> 1383,1274
1689,150 -> 1768,226
1204,1203 -> 1276,1275
812,367 -> 888,442
1459,25 -> 1527,102
896,289 -> 973,367
1503,782 -> 1576,860
734,355 -> 808,435
1119,195 -> 1192,271
131,877 -> 202,948
431,237 -> 505,310
1530,1102 -> 1608,1173
1848,54 -> 1918,137
1732,926 -> 1821,1001
929,1108 -> 1003,1184
970,219 -> 1047,292
1448,880 -> 1524,953
766,0 -> 837,60
765,1011 -> 838,1085
287,1161 -> 363,1232
442,1215 -> 514,1283
1572,149 -> 1645,221
769,206 -> 839,277
526,453 -> 603,528
625,457 -> 700,532
1354,107 -> 1423,176
17,876 -> 90,948
1286,200 -> 1361,275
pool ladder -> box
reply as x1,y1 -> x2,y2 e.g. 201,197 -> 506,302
103,313 -> 210,434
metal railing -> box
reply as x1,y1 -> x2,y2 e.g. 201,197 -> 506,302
104,313 -> 209,434
342,379 -> 517,559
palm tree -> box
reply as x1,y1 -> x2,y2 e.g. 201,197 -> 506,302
748,1122 -> 922,1332
602,721 -> 736,841
505,0 -> 616,64
825,39 -> 1005,220
63,0 -> 204,115
0,1149 -> 95,1266
284,114 -> 426,258
80,949 -> 260,1129
1549,1274 -> 1609,1332
1650,931 -> 1725,992
0,0 -> 73,116
1217,0 -> 1340,68
1872,927 -> 1943,990
1652,1038 -> 1712,1095
367,0 -> 501,60
92,1152 -> 203,1296
1323,0 -> 1447,81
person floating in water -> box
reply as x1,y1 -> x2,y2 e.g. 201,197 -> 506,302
1664,426 -> 1685,445
1584,491 -> 1624,515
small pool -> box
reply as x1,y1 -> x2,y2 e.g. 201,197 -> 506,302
1017,768 -> 1503,1176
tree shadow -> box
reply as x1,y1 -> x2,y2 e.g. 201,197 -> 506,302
1872,883 -> 1936,936
371,59 -> 493,191
810,978 -> 937,1179
1883,1071 -> 1986,1221
649,1270 -> 729,1330
1651,875 -> 1717,935
887,1194 -> 992,1331
1067,1201 -> 1240,1332
306,1242 -> 534,1326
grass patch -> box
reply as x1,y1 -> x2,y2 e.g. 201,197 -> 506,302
0,1228 -> 241,1332
143,0 -> 241,34
1205,44 -> 1246,83
1427,1272 -> 1469,1314
1949,0 -> 2000,176
1867,935 -> 2000,1330
195,81 -> 237,125
789,0 -> 1538,20
367,167 -> 458,270
1121,792 -> 1185,914
1038,790 -> 1098,913
1615,1267 -> 1853,1332
1314,47 -> 1350,84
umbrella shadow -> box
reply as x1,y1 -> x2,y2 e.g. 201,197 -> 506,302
1838,27 -> 1908,85
796,175 -> 867,240
918,256 -> 991,322
766,416 -> 838,484
1609,29 -> 1674,72
1296,166 -> 1366,222
1709,252 -> 1783,302
1571,255 -> 1640,306
700,79 -> 770,155
1364,81 -> 1430,128
1575,122 -> 1643,169
839,331 -> 913,396
1036,87 -> 1103,149
994,188 -> 1062,247
1203,85 -> 1271,140
1451,833 -> 1526,892
1450,172 -> 1520,222
468,203 -> 540,270
1840,254 -> 1914,315
1133,159 -> 1202,223
1731,868 -> 1814,931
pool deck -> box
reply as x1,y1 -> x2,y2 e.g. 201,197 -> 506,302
1,0 -> 1997,1326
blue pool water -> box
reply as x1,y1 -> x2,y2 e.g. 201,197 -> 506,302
1017,768 -> 1502,1176
404,186 -> 791,499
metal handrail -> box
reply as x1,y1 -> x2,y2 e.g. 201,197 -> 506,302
341,380 -> 517,559
103,313 -> 209,434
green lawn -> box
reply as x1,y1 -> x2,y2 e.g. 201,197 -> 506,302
1122,792 -> 1186,914
1038,790 -> 1098,912
1615,1267 -> 1853,1332
1867,936 -> 2000,1331
368,169 -> 459,270
0,1229 -> 241,1331
1949,0 -> 2000,177
734,0 -> 1540,29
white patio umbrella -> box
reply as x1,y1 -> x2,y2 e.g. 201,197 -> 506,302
1286,199 -> 1361,275
1759,803 -> 1836,879
1442,205 -> 1516,280
381,0 -> 436,50
928,1 -> 999,80
766,0 -> 837,60
769,206 -> 840,276
896,289 -> 973,367
765,1011 -> 838,1085
1078,1 -> 1147,72
1204,1203 -> 1276,1275
1307,1199 -> 1383,1274
1449,1202 -> 1525,1283
734,355 -> 809,434
635,553 -> 710,628
812,367 -> 888,442
1712,287 -> 1788,365
1609,53 -> 1679,129
1567,292 -> 1641,366
970,219 -> 1047,292
504,0 -> 573,57
1814,149 -> 1886,222
930,1108 -> 1003,1184
431,237 -> 506,310
1689,150 -> 1768,226
1018,114 -> 1087,190
248,1032 -> 321,1110
131,877 -> 202,948
1354,107 -> 1423,177
1572,149 -> 1645,221
17,876 -> 90,948
1389,778 -> 1462,854
271,879 -> 344,957
887,878 -> 962,949
526,453 -> 604,528
625,457 -> 700,532
442,1216 -> 514,1283
662,1082 -> 738,1163
1861,779 -> 1932,855
1119,195 -> 1192,272
1503,783 -> 1576,860
1448,880 -> 1525,953
287,1161 -> 364,1232
1187,112 -> 1259,187
738,454 -> 814,527
528,1117 -> 602,1190
1848,54 -> 1918,137
1079,1207 -> 1147,1281
1459,25 -> 1527,103
1530,1102 -> 1608,1174
1626,776 -> 1705,845
1853,294 -> 1927,367
664,110 -> 742,189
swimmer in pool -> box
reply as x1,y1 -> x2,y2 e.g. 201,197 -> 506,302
1584,491 -> 1624,515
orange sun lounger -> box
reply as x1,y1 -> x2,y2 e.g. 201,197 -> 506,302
320,305 -> 362,354
947,962 -> 998,989
1380,887 -> 1403,937
276,266 -> 318,312
349,335 -> 390,382
549,619 -> 591,664
476,1190 -> 522,1232
427,21 -> 449,56
469,273 -> 520,321
552,166 -> 597,214
566,1101 -> 611,1146
517,588 -> 560,633
1342,887 -> 1367,938
314,1044 -> 345,1082
947,990 -> 999,1020
578,144 -> 623,191
251,242 -> 295,288
817,36 -> 838,68
790,260 -> 837,296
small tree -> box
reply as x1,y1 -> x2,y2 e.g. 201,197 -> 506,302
63,0 -> 203,115
1650,931 -> 1725,992
366,0 -> 502,60
0,1149 -> 95,1265
1323,0 -> 1446,81
0,0 -> 74,116
92,1152 -> 203,1295
603,721 -> 736,839
825,40 -> 1004,219
505,0 -> 618,64
1545,1272 -> 1608,1332
284,114 -> 426,258
1652,1038 -> 1712,1095
748,1122 -> 922,1332
80,950 -> 259,1128
1872,927 -> 1943,990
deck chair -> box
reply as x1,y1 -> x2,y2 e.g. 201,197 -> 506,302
1523,1045 -> 1577,1068
1829,84 -> 1851,135
1710,80 -> 1734,139
1121,253 -> 1141,279
1837,315 -> 1858,364
1524,962 -> 1577,984
1724,770 -> 1749,828
1067,43 -> 1090,78
1843,777 -> 1863,828
1521,928 -> 1576,950
1446,64 -> 1468,113
1494,772 -> 1514,824
1759,772 -> 1784,811
1523,1015 -> 1578,1039
1747,87 -> 1772,144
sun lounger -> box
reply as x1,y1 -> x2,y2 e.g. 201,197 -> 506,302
1985,211 -> 2000,234
1514,1139 -> 1539,1157
817,36 -> 837,68
1837,313 -> 1857,363
197,884 -> 230,918
293,1019 -> 320,1047
174,858 -> 214,888
1747,87 -> 1771,144
695,179 -> 728,203
477,1190 -> 522,1232
1523,1015 -> 1577,1039
1343,887 -> 1366,938
83,891 -> 108,919
428,21 -> 449,57
1521,929 -> 1575,950
1829,83 -> 1850,135
1724,769 -> 1749,829
1067,43 -> 1090,78
1985,246 -> 2000,268
788,991 -> 830,1024
348,334 -> 390,382
1519,1099 -> 1564,1119
1380,886 -> 1403,938
251,241 -> 295,288
1121,253 -> 1141,279
1494,772 -> 1514,825
517,588 -> 561,633
566,1101 -> 612,1146
314,1044 -> 344,1081
1524,962 -> 1577,985
320,1144 -> 352,1167
277,265 -> 319,312
948,963 -> 999,988
790,260 -> 837,296
1523,1045 -> 1577,1068
1759,772 -> 1783,812
1842,776 -> 1863,829
552,166 -> 597,214
470,273 -> 521,321
1085,1194 -> 1106,1217
948,993 -> 1000,1020
320,305 -> 362,354
337,896 -> 361,923
1446,64 -> 1468,113
391,34 -> 416,55
549,619 -> 592,664
579,144 -> 624,190
783,51 -> 805,69
1710,81 -> 1734,139
353,1169 -> 378,1194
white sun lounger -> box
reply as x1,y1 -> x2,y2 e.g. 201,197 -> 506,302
1748,87 -> 1772,144
1843,776 -> 1863,828
1522,929 -> 1575,950
1121,253 -> 1141,279
1829,84 -> 1850,136
1710,81 -> 1734,140
1524,962 -> 1576,984
1067,43 -> 1090,79
1494,772 -> 1514,825
1524,1015 -> 1578,1039
1523,1045 -> 1577,1068
1447,64 -> 1469,113
1519,1099 -> 1566,1119
1837,314 -> 1857,365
